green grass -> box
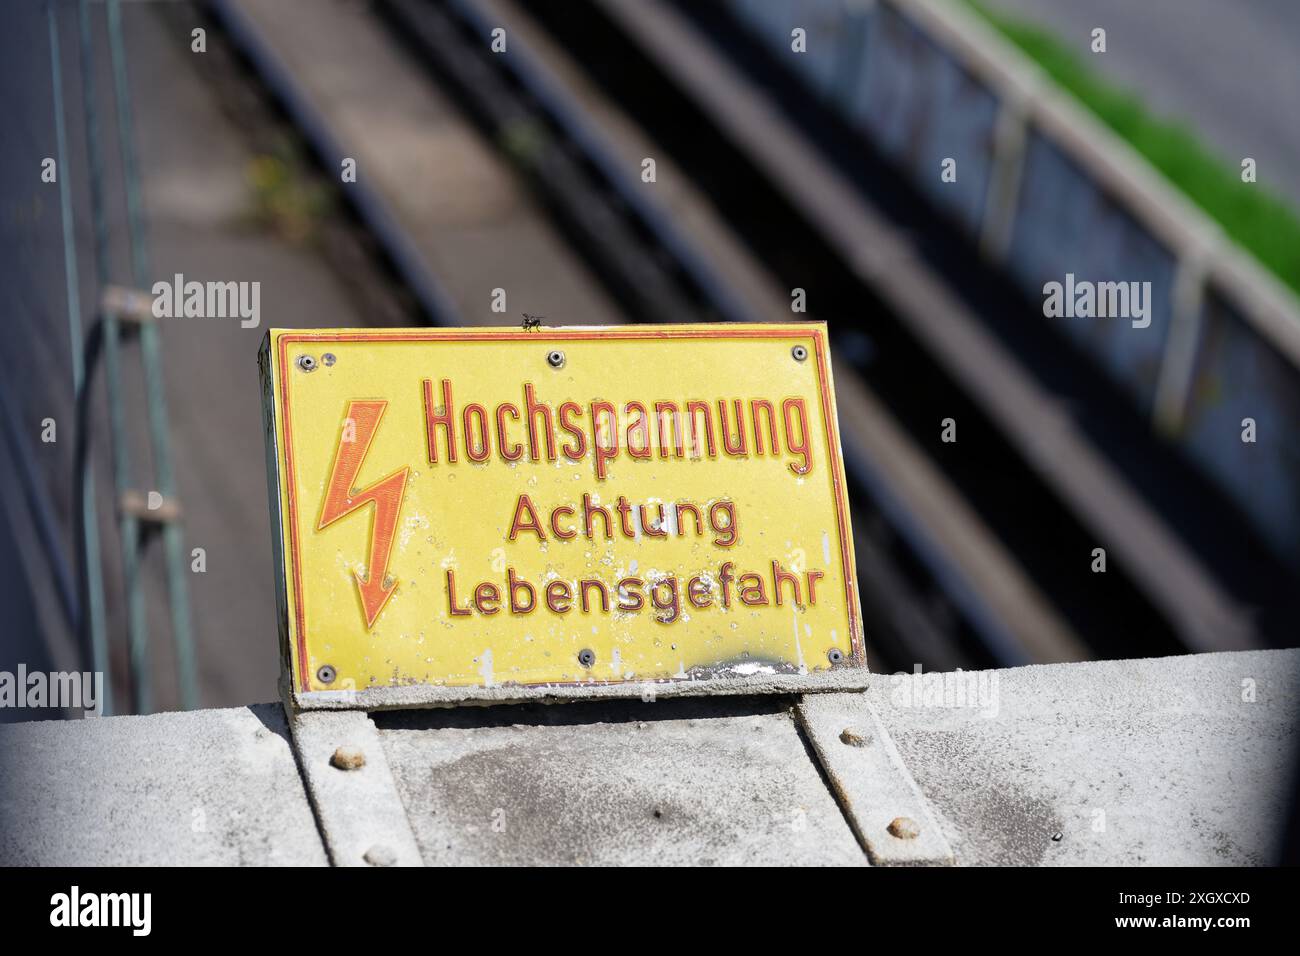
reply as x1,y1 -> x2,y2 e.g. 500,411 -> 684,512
959,0 -> 1300,297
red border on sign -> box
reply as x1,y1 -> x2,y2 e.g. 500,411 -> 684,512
276,327 -> 864,693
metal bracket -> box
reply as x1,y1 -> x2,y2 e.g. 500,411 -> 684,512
796,691 -> 955,865
100,285 -> 156,325
289,710 -> 424,867
118,489 -> 182,523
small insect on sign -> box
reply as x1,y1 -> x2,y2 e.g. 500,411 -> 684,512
260,324 -> 866,709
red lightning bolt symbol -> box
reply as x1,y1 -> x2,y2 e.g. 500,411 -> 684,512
318,400 -> 409,628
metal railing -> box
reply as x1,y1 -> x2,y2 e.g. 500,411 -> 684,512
728,0 -> 1300,571
27,0 -> 202,714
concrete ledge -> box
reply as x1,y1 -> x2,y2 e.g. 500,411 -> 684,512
0,703 -> 327,866
871,648 -> 1300,865
2,650 -> 1294,865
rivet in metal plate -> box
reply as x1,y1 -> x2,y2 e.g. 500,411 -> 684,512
297,354 -> 317,372
827,648 -> 844,664
547,349 -> 566,369
364,845 -> 397,867
578,648 -> 596,667
322,352 -> 336,366
792,344 -> 808,362
317,664 -> 337,685
330,746 -> 365,770
887,816 -> 920,840
839,727 -> 868,747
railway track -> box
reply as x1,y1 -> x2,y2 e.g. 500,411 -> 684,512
208,0 -> 1298,671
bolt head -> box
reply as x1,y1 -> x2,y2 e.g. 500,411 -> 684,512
887,816 -> 921,840
364,845 -> 398,867
331,746 -> 366,771
839,727 -> 869,747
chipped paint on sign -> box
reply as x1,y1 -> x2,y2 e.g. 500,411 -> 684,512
260,325 -> 865,705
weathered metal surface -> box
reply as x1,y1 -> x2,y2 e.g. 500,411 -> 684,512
607,0 -> 1255,653
290,710 -> 423,866
1181,292 -> 1300,568
1006,130 -> 1177,414
851,1 -> 998,235
261,325 -> 866,709
373,696 -> 867,866
725,0 -> 1300,571
796,691 -> 955,864
0,704 -> 327,866
869,649 -> 1300,865
765,0 -> 865,99
734,0 -> 796,55
282,668 -> 867,711
735,1 -> 999,236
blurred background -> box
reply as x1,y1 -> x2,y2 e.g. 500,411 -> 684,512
2,0 -> 1298,718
